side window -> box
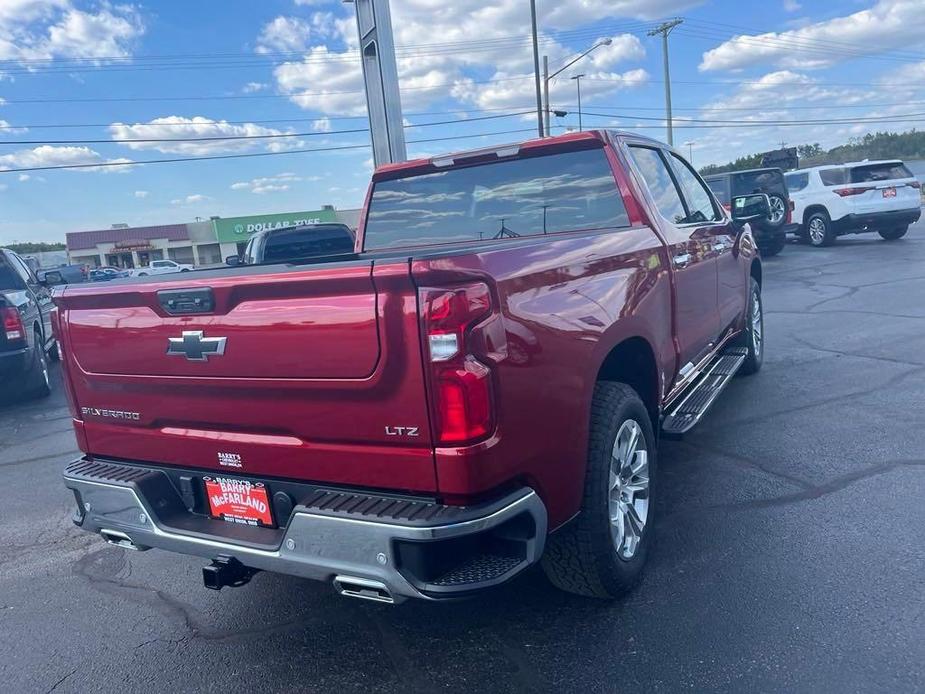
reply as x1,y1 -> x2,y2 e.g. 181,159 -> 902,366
627,146 -> 687,224
668,153 -> 722,223
785,173 -> 809,192
819,168 -> 847,186
9,253 -> 34,284
0,253 -> 27,289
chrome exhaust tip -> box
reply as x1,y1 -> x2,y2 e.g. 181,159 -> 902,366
333,575 -> 394,604
99,528 -> 145,551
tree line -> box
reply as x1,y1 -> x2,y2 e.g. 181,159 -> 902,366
699,129 -> 925,175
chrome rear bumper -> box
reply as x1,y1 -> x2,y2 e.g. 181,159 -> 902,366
64,458 -> 546,603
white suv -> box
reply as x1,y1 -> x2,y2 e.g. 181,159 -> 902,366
785,160 -> 921,247
132,259 -> 194,277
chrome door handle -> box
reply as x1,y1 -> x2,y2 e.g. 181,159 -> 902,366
673,253 -> 692,267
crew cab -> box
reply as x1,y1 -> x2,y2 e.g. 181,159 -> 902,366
0,248 -> 57,401
55,131 -> 765,603
785,160 -> 922,246
132,259 -> 194,276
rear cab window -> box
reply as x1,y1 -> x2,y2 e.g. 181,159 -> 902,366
362,148 -> 629,251
0,252 -> 26,290
262,225 -> 354,262
732,170 -> 785,197
849,162 -> 914,183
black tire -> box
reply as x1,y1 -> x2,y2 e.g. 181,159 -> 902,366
22,330 -> 51,399
735,277 -> 764,376
806,210 -> 835,247
181,268 -> 190,272
542,382 -> 657,599
879,226 -> 908,241
137,272 -> 148,276
47,339 -> 60,363
759,234 -> 786,257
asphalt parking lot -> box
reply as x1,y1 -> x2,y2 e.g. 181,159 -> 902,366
2,223 -> 924,693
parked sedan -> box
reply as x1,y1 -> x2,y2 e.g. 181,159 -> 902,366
89,268 -> 129,282
0,248 -> 57,401
132,259 -> 194,277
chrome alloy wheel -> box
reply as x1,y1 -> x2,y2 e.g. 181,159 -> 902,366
751,286 -> 763,357
768,196 -> 786,224
608,419 -> 650,560
808,217 -> 826,245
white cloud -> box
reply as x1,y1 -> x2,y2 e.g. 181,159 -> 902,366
229,172 -> 305,194
18,173 -> 29,181
269,0 -> 675,115
0,119 -> 27,134
0,183 -> 7,191
0,1 -> 144,62
242,81 -> 268,93
109,116 -> 305,155
171,194 -> 210,206
783,0 -> 801,11
133,190 -> 149,198
312,117 -> 332,132
256,16 -> 312,54
0,145 -> 133,173
700,0 -> 925,72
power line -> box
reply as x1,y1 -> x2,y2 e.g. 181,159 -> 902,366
0,127 -> 542,173
0,110 -> 536,145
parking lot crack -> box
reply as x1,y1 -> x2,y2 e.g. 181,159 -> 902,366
45,667 -> 78,694
677,440 -> 814,490
788,334 -> 925,368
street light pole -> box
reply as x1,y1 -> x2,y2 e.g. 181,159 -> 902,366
543,55 -> 551,137
530,0 -> 544,138
572,74 -> 585,131
684,140 -> 695,163
648,18 -> 683,146
543,38 -> 612,137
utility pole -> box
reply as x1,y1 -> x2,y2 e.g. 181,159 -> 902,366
543,55 -> 550,137
349,0 -> 406,166
571,74 -> 585,131
648,18 -> 683,146
530,0 -> 544,138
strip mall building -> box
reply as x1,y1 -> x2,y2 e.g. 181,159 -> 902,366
66,206 -> 361,269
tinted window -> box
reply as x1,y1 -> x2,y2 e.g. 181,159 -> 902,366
705,177 -> 730,204
819,168 -> 847,186
363,148 -> 629,250
0,253 -> 26,289
262,225 -> 354,263
732,170 -> 785,196
785,172 -> 809,192
669,153 -> 722,223
628,146 -> 687,224
850,162 -> 914,183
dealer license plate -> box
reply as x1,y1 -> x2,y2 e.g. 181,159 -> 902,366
204,476 -> 274,527
883,187 -> 897,198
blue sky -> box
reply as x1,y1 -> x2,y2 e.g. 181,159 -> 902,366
0,0 -> 923,243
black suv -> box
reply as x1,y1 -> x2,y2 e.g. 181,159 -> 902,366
704,168 -> 794,256
0,248 -> 58,401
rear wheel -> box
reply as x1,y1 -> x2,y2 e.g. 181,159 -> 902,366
22,330 -> 51,399
806,210 -> 835,247
879,226 -> 908,241
736,277 -> 764,376
542,382 -> 656,599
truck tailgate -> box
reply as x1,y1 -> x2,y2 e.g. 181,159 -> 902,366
54,260 -> 437,492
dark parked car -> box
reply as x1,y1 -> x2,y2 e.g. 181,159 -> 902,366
704,168 -> 794,256
227,223 -> 355,266
0,248 -> 58,401
89,268 -> 129,282
36,264 -> 86,285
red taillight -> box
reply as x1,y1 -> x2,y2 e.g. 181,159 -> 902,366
1,306 -> 24,341
420,283 -> 495,445
834,187 -> 870,197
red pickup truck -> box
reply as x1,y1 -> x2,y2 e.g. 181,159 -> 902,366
56,131 -> 767,603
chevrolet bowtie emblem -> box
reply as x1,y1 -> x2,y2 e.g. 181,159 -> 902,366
167,330 -> 227,362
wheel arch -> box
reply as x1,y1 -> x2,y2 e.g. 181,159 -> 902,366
803,204 -> 830,225
595,336 -> 660,430
750,258 -> 762,287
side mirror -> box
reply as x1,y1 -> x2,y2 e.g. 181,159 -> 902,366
225,255 -> 241,266
42,271 -> 65,286
731,193 -> 771,225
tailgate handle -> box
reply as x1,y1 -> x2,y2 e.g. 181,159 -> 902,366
157,287 -> 215,315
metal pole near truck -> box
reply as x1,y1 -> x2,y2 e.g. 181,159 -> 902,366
648,18 -> 682,147
348,0 -> 407,166
530,0 -> 545,138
